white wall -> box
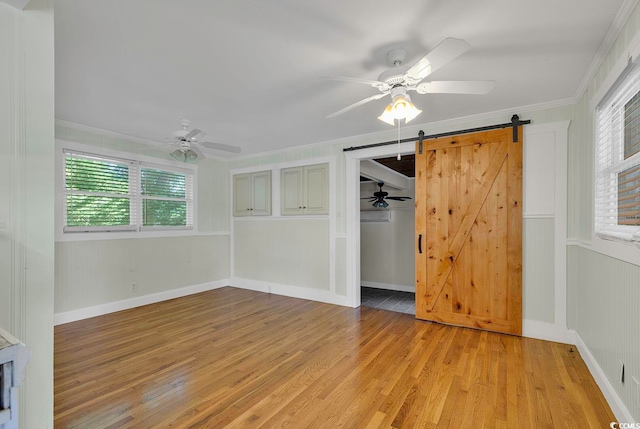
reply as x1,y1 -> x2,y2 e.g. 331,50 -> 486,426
0,1 -> 55,427
565,3 -> 640,422
234,218 -> 329,290
360,180 -> 415,291
53,124 -> 231,322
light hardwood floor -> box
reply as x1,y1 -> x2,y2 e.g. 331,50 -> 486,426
54,287 -> 615,428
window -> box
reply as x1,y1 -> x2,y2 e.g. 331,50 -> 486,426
595,63 -> 640,243
63,149 -> 194,233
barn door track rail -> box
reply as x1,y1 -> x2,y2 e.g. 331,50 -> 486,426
342,114 -> 531,154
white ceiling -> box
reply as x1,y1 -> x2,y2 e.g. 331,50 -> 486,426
55,0 -> 626,157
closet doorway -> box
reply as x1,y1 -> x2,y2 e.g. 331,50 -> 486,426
359,155 -> 416,315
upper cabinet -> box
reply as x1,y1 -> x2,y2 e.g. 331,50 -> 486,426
233,170 -> 271,216
281,163 -> 329,215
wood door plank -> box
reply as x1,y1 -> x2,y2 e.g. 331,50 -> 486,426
416,127 -> 522,335
425,139 -> 510,310
507,127 -> 523,334
415,142 -> 428,318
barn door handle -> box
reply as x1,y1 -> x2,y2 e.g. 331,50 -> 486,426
418,234 -> 422,254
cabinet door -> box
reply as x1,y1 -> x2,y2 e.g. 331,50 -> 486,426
281,167 -> 303,215
233,173 -> 252,216
251,171 -> 271,216
304,164 -> 329,215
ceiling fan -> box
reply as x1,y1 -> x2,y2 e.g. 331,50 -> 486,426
362,181 -> 412,208
324,38 -> 495,125
168,119 -> 241,162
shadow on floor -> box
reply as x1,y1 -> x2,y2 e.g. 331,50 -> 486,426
361,287 -> 415,315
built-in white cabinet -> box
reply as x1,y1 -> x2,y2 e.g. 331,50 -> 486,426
281,163 -> 328,215
233,170 -> 271,216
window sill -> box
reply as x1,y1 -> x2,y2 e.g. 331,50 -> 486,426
595,230 -> 637,243
573,233 -> 640,267
56,228 -> 205,242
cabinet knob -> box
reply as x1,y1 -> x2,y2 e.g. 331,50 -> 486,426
303,206 -> 306,209
299,206 -> 302,209
246,208 -> 250,211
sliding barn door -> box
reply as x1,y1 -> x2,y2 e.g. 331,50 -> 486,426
415,127 -> 522,335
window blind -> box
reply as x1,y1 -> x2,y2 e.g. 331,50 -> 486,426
64,151 -> 138,231
63,150 -> 195,233
140,163 -> 194,229
595,63 -> 640,240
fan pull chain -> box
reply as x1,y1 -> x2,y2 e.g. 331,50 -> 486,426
397,121 -> 401,160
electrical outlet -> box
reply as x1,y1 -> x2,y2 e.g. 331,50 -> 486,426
633,376 -> 640,409
130,283 -> 138,293
618,359 -> 625,383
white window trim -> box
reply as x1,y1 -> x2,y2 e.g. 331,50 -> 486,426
590,51 -> 640,265
56,139 -> 199,242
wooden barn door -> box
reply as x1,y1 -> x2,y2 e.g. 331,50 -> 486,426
415,127 -> 522,335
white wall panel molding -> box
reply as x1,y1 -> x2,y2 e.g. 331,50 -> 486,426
230,278 -> 351,307
56,230 -> 229,243
0,2 -> 55,427
6,2 -> 27,350
522,320 -> 574,344
522,214 -> 555,219
54,280 -> 228,326
572,331 -> 636,423
525,121 -> 569,330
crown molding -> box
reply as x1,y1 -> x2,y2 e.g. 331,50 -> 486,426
231,97 -> 575,161
0,0 -> 30,10
55,119 -> 229,161
55,119 -> 165,147
574,0 -> 639,102
59,95 -> 575,164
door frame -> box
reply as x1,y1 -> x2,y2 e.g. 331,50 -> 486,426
344,141 -> 416,308
344,122 -> 570,343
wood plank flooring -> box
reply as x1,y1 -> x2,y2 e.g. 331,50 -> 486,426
54,287 -> 615,428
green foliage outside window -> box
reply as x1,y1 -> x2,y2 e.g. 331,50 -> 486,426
65,157 -> 131,227
64,154 -> 191,230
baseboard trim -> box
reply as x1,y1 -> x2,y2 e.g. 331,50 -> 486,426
571,331 -> 636,423
54,280 -> 229,325
361,281 -> 415,293
522,320 -> 574,344
230,277 -> 351,307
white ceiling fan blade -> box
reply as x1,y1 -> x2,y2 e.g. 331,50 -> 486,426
184,128 -> 206,140
201,141 -> 242,153
416,80 -> 495,95
321,75 -> 390,91
405,38 -> 471,82
327,93 -> 387,119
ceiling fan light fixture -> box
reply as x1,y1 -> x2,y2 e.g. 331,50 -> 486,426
377,92 -> 422,125
170,148 -> 198,163
185,149 -> 198,162
170,149 -> 185,161
377,104 -> 396,125
372,200 -> 389,208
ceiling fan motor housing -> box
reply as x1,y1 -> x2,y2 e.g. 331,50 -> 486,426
172,129 -> 189,139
